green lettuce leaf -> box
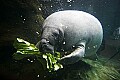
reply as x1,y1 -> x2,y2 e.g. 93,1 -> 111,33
13,38 -> 63,72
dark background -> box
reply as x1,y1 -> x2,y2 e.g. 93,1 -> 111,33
0,0 -> 120,80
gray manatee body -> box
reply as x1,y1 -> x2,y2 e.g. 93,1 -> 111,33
36,10 -> 103,65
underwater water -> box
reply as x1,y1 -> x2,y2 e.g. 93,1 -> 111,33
0,0 -> 120,80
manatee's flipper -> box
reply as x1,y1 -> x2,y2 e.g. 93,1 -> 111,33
58,43 -> 85,65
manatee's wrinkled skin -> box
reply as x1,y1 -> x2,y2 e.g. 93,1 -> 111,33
36,10 -> 103,65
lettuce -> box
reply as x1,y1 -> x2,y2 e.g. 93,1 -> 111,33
13,38 -> 63,72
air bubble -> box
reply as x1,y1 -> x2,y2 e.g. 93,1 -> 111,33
30,60 -> 34,63
67,0 -> 72,2
95,58 -> 98,61
65,26 -> 68,28
38,8 -> 41,11
46,44 -> 49,47
93,46 -> 96,48
35,20 -> 38,23
61,49 -> 65,51
46,40 -> 50,43
65,52 -> 68,54
63,41 -> 66,44
27,59 -> 30,61
23,18 -> 26,21
93,45 -> 97,48
36,32 -> 39,34
88,47 -> 90,49
44,76 -> 46,78
55,37 -> 57,40
72,45 -> 75,48
60,23 -> 64,27
37,75 -> 40,77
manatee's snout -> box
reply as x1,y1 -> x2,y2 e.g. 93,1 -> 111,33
37,39 -> 54,54
41,39 -> 48,45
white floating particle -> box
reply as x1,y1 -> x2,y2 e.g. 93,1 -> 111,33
38,8 -> 41,11
93,45 -> 97,48
36,32 -> 39,34
93,46 -> 96,48
63,41 -> 66,44
72,45 -> 75,48
46,44 -> 49,47
23,18 -> 26,21
65,26 -> 68,28
82,55 -> 85,57
27,59 -> 30,61
96,45 -> 97,47
60,23 -> 64,27
62,49 -> 64,51
46,40 -> 50,43
37,75 -> 40,77
88,47 -> 90,49
31,60 -> 33,63
44,76 -> 46,78
55,37 -> 57,40
35,20 -> 38,23
67,0 -> 72,2
54,29 -> 58,32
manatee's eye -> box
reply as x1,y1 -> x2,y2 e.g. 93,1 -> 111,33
52,30 -> 59,38
53,32 -> 58,37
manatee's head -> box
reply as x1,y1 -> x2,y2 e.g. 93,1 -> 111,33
36,27 -> 64,54
36,39 -> 54,54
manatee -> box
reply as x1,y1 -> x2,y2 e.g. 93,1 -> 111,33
36,10 -> 103,65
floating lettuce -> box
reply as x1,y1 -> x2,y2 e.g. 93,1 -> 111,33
13,38 -> 63,72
